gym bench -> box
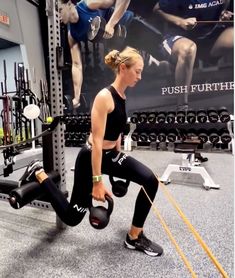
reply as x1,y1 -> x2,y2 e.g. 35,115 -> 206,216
160,140 -> 220,190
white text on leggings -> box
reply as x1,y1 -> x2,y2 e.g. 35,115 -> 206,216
73,205 -> 88,213
118,154 -> 127,165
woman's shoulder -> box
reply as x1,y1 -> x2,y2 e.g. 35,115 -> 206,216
94,88 -> 113,110
96,87 -> 112,98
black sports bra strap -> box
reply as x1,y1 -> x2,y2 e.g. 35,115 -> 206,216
107,85 -> 118,95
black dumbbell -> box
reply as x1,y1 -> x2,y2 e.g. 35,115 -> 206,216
176,110 -> 186,124
157,111 -> 166,123
139,132 -> 148,142
175,128 -> 187,141
219,128 -> 232,144
208,129 -> 220,144
198,129 -> 208,144
197,109 -> 207,123
186,128 -> 197,139
158,130 -> 167,142
138,112 -> 148,123
109,176 -> 130,198
218,107 -> 230,123
167,129 -> 177,142
148,132 -> 157,142
80,132 -> 87,143
166,111 -> 176,124
89,195 -> 114,229
207,107 -> 219,123
131,132 -> 139,141
186,108 -> 196,124
147,112 -> 157,124
130,112 -> 139,124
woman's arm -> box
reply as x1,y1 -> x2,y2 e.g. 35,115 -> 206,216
115,134 -> 122,151
91,90 -> 112,201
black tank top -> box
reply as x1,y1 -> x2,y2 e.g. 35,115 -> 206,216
103,85 -> 127,141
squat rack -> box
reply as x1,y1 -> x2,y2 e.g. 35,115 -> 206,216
0,0 -> 66,229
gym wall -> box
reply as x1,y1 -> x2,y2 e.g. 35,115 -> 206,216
0,0 -> 46,98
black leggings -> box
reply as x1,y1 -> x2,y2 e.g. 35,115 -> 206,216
41,144 -> 159,227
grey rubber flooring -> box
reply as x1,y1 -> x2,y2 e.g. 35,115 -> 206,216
0,147 -> 233,278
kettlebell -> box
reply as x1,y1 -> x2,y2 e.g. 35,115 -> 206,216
89,195 -> 114,229
109,176 -> 130,198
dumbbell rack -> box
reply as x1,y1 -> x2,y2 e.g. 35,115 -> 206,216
64,114 -> 91,147
125,108 -> 233,152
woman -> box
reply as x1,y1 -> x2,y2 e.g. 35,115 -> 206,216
19,47 -> 163,257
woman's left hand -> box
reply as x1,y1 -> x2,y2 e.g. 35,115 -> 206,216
92,181 -> 112,202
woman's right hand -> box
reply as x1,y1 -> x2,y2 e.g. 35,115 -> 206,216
92,181 -> 112,202
179,17 -> 197,30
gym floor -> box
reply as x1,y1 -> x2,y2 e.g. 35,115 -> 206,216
0,147 -> 233,278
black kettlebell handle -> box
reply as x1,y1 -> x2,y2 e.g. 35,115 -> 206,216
104,194 -> 114,216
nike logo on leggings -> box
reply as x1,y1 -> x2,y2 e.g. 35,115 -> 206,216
112,153 -> 122,162
112,153 -> 128,165
73,205 -> 88,213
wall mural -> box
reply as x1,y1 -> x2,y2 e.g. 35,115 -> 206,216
61,0 -> 234,116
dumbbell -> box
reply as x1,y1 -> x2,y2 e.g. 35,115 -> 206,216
175,128 -> 187,141
186,108 -> 196,124
109,176 -> 130,198
186,128 -> 197,139
89,195 -> 114,229
197,109 -> 207,123
167,129 -> 177,142
176,110 -> 186,124
208,129 -> 220,144
131,131 -> 139,141
158,130 -> 167,142
147,112 -> 157,124
166,111 -> 176,124
157,111 -> 166,123
219,128 -> 232,144
63,94 -> 73,113
130,112 -> 139,124
88,16 -> 127,42
218,107 -> 230,123
198,129 -> 209,144
138,112 -> 148,123
69,116 -> 79,127
148,131 -> 157,142
207,107 -> 219,123
79,132 -> 87,143
139,132 -> 148,142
